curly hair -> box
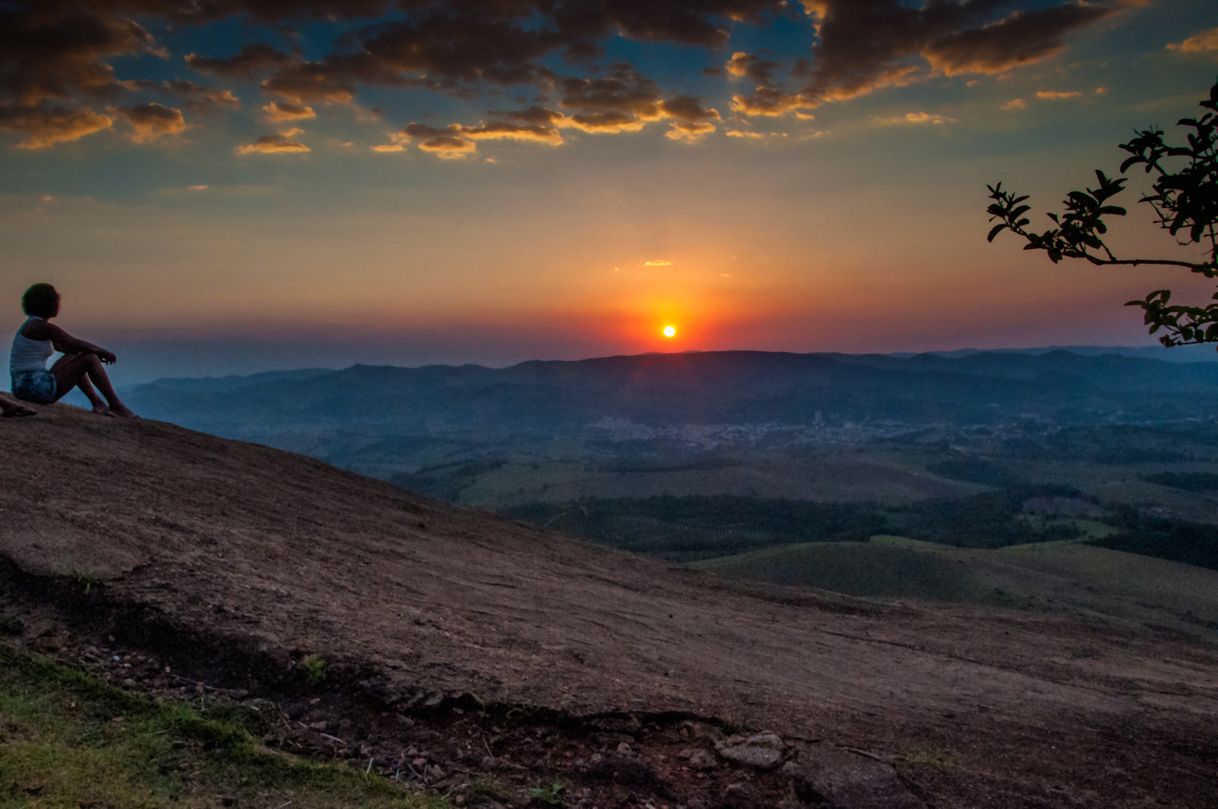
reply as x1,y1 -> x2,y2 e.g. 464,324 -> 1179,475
21,283 -> 59,318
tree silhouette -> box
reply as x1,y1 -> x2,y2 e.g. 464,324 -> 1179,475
986,79 -> 1218,348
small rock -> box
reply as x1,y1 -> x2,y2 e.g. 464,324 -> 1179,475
688,749 -> 718,771
616,741 -> 634,755
719,781 -> 763,809
716,731 -> 786,771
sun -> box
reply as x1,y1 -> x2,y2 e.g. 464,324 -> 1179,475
662,324 -> 678,339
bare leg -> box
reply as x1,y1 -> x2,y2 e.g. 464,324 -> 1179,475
50,353 -> 137,418
53,354 -> 109,413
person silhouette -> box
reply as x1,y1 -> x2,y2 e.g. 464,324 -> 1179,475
10,283 -> 137,419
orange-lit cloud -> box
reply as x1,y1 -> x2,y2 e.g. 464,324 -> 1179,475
643,259 -> 673,267
1002,98 -> 1028,111
1035,90 -> 1083,100
262,63 -> 355,105
1167,27 -> 1218,54
666,120 -> 717,142
117,102 -> 186,142
262,100 -> 317,122
0,104 -> 113,149
235,133 -> 310,155
725,51 -> 778,83
731,88 -> 816,117
878,111 -> 954,126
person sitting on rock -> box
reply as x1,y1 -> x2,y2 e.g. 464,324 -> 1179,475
10,283 -> 137,419
0,391 -> 36,418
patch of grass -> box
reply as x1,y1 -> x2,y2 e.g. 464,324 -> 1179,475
0,642 -> 446,809
466,776 -> 513,804
528,780 -> 567,806
299,653 -> 328,687
67,569 -> 101,594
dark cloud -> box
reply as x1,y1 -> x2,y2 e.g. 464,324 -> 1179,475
0,103 -> 113,149
0,8 -> 159,105
235,132 -> 309,154
261,60 -> 359,104
725,51 -> 779,83
800,1 -> 1117,105
923,4 -> 1115,76
559,64 -> 664,118
551,0 -> 787,49
132,79 -> 240,110
262,99 -> 315,121
116,101 -> 186,141
186,43 -> 291,79
0,0 -> 1122,150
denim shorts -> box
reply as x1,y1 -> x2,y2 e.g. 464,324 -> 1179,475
11,370 -> 57,404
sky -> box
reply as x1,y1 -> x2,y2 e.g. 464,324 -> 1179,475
2,0 -> 1217,382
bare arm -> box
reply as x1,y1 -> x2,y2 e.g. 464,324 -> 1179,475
21,320 -> 117,363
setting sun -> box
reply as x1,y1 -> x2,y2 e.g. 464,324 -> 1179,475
662,325 -> 678,339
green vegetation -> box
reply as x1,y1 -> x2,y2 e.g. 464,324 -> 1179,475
300,653 -> 328,687
506,495 -> 886,560
0,643 -> 443,809
528,780 -> 567,806
508,485 -> 1099,560
1142,471 -> 1218,493
895,485 -> 1091,548
926,457 -> 1027,488
1089,509 -> 1218,571
987,78 -> 1218,348
693,542 -> 978,601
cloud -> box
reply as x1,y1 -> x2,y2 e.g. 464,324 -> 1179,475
1034,89 -> 1083,100
643,259 -> 673,267
800,1 -> 1117,106
666,120 -> 717,142
262,61 -> 357,104
262,100 -> 316,122
923,5 -> 1114,77
0,104 -> 113,149
0,9 -> 163,106
128,79 -> 240,110
462,122 -> 565,146
877,111 -> 954,126
186,43 -> 292,79
396,123 -> 476,159
731,87 -> 816,117
116,101 -> 186,142
235,133 -> 310,155
1167,27 -> 1218,54
725,51 -> 778,83
1002,97 -> 1028,111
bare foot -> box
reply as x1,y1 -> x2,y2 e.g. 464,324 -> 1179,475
109,406 -> 140,420
1,404 -> 37,418
92,404 -> 113,417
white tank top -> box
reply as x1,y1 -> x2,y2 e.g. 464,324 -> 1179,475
10,316 -> 54,373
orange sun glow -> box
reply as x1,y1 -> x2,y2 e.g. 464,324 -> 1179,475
662,324 -> 678,339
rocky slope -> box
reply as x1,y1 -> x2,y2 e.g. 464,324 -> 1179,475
2,407 -> 1216,808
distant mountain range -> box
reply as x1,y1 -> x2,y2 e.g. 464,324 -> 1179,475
127,348 -> 1218,442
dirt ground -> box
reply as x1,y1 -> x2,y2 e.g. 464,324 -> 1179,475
2,407 -> 1217,808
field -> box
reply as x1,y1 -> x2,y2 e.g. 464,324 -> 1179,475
693,535 -> 1218,636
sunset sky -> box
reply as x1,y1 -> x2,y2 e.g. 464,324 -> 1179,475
3,0 -> 1217,380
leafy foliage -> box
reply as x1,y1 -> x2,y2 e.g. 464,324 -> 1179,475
987,79 -> 1218,348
